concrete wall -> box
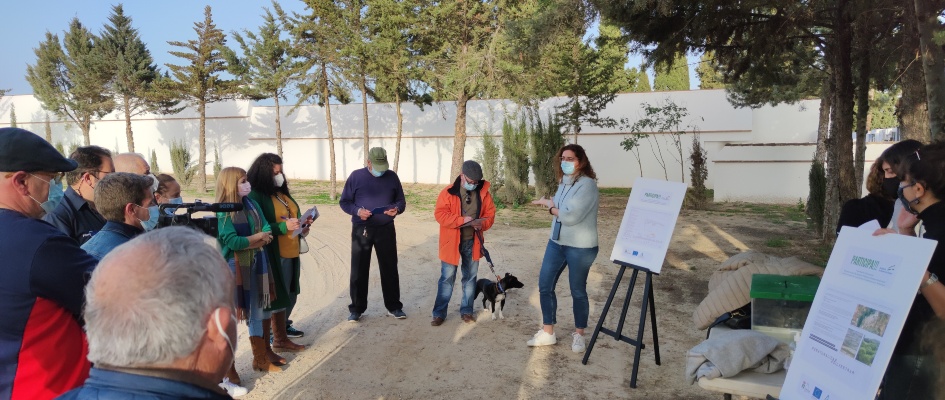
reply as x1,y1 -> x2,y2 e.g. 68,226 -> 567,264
0,90 -> 877,203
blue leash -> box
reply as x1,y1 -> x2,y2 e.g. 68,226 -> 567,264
475,229 -> 504,293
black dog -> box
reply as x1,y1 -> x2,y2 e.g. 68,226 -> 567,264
475,273 -> 525,320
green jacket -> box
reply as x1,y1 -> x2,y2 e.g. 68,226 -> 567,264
215,197 -> 272,261
248,190 -> 302,311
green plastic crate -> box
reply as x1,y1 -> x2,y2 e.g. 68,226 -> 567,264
750,274 -> 821,343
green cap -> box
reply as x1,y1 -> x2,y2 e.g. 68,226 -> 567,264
368,147 -> 389,172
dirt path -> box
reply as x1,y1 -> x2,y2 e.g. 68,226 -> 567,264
231,200 -> 817,399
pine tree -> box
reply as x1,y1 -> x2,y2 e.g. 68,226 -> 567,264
630,65 -> 652,92
281,0 -> 352,200
100,4 -> 162,153
44,114 -> 52,142
337,0 -> 376,162
653,54 -> 690,91
150,148 -> 160,173
696,52 -> 725,89
9,105 -> 16,128
230,5 -> 300,159
26,19 -> 114,145
155,6 -> 241,192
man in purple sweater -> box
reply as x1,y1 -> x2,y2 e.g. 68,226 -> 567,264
339,147 -> 408,322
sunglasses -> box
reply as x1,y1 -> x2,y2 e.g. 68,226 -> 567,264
465,194 -> 471,205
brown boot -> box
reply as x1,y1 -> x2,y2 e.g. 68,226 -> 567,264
271,311 -> 306,352
250,336 -> 281,372
225,363 -> 241,385
262,318 -> 286,366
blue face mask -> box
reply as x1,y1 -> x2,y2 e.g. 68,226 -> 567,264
141,205 -> 160,231
561,161 -> 576,176
28,174 -> 64,216
463,181 -> 476,191
370,168 -> 385,177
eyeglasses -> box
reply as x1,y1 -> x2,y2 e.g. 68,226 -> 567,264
465,194 -> 471,205
915,150 -> 921,161
560,156 -> 578,162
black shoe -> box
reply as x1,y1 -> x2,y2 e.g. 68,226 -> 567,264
348,312 -> 362,323
286,325 -> 304,338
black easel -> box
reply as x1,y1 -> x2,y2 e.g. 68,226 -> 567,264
582,260 -> 660,388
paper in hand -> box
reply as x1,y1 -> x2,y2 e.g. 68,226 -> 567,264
292,206 -> 319,237
371,206 -> 394,215
857,219 -> 881,233
459,218 -> 486,228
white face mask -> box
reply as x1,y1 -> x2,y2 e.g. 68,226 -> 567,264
273,173 -> 285,187
214,308 -> 237,356
238,182 -> 252,197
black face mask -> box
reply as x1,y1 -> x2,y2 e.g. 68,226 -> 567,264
882,177 -> 900,198
898,184 -> 921,216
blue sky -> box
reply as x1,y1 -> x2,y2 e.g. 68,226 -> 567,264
0,1 -> 700,100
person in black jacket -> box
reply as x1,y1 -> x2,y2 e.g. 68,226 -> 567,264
836,160 -> 895,234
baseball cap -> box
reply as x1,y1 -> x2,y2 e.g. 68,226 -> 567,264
0,128 -> 77,172
368,147 -> 389,173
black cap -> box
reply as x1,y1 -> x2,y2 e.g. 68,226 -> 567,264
462,160 -> 483,181
0,128 -> 78,172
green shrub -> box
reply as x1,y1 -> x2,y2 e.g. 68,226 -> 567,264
150,149 -> 160,173
500,117 -> 529,206
170,140 -> 196,187
687,133 -> 710,209
530,111 -> 565,199
479,124 -> 502,199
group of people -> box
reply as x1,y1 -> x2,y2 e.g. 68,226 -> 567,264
838,139 -> 945,398
0,123 -> 604,399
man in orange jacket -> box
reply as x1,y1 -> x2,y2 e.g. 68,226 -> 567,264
431,160 -> 496,326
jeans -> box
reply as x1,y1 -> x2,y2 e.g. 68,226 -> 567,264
278,257 -> 300,321
432,239 -> 479,319
538,240 -> 598,328
349,223 -> 402,313
228,257 -> 272,337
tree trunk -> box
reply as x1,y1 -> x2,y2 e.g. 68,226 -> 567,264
322,65 -> 337,201
124,94 -> 134,153
853,22 -> 870,194
451,91 -> 469,179
393,92 -> 403,173
914,0 -> 945,140
361,74 -> 370,162
198,99 -> 207,192
899,0 -> 930,141
80,115 -> 91,146
815,77 -> 832,164
274,94 -> 283,159
823,0 -> 857,243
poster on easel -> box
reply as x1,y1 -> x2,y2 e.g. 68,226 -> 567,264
610,177 -> 687,274
781,226 -> 937,400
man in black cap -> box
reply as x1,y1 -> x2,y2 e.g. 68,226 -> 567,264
338,147 -> 408,322
0,128 -> 98,398
431,160 -> 496,325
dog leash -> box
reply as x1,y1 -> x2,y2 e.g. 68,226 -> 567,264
475,229 -> 504,293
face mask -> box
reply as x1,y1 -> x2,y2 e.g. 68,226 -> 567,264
139,205 -> 160,231
238,182 -> 252,197
898,184 -> 921,216
28,174 -> 62,217
882,178 -> 900,198
561,161 -> 576,176
462,177 -> 476,192
273,173 -> 285,187
370,168 -> 384,178
214,309 -> 237,356
147,173 -> 159,194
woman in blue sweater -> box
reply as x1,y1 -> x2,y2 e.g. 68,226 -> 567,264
529,144 -> 600,353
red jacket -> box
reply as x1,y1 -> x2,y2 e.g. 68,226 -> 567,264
434,178 -> 496,265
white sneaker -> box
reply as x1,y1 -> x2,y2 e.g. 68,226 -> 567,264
527,329 -> 557,347
571,332 -> 586,353
219,377 -> 248,398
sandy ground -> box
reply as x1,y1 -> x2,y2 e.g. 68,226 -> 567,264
229,200 -> 817,400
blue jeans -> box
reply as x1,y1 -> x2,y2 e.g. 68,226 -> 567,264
228,257 -> 272,337
432,239 -> 479,319
538,240 -> 598,328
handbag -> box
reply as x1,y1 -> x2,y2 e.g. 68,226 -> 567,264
706,303 -> 752,339
299,235 -> 310,254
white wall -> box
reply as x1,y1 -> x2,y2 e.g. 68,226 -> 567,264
0,90 -> 840,203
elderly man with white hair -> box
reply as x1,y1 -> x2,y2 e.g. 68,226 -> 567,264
58,227 -> 240,399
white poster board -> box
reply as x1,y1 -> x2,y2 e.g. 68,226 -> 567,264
609,177 -> 687,274
781,227 -> 937,400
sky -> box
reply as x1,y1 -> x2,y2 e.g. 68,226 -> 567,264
0,1 -> 701,100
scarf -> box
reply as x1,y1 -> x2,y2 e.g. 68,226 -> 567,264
230,197 -> 275,320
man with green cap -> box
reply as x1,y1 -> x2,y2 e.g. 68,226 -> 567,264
339,147 -> 408,322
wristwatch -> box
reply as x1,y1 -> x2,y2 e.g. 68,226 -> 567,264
922,272 -> 939,290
